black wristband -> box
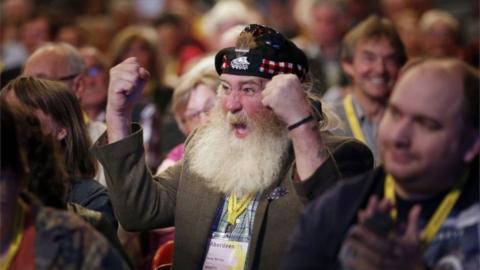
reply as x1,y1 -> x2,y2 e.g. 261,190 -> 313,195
287,115 -> 314,131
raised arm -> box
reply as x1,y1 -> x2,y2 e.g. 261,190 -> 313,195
93,58 -> 179,231
106,57 -> 150,143
262,74 -> 327,180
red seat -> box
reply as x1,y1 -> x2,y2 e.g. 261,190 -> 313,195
152,240 -> 174,270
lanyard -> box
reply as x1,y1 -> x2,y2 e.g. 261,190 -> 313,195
384,172 -> 467,246
1,200 -> 25,270
83,111 -> 90,125
227,193 -> 254,226
343,94 -> 367,144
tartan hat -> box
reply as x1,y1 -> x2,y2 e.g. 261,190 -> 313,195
215,24 -> 309,82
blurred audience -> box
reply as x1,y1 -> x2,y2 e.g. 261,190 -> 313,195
419,9 -> 462,58
55,20 -> 86,48
391,9 -> 422,59
110,25 -> 183,170
153,13 -> 206,83
379,0 -> 412,21
201,0 -> 263,52
301,0 -> 349,95
20,10 -> 54,55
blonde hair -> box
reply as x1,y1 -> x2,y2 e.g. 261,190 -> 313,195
202,0 -> 262,38
419,9 -> 459,35
172,55 -> 219,134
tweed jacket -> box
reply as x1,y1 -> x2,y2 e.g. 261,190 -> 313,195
93,124 -> 373,269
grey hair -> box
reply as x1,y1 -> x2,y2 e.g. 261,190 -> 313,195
303,81 -> 342,132
33,42 -> 86,74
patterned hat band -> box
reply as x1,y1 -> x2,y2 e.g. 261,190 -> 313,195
215,48 -> 308,82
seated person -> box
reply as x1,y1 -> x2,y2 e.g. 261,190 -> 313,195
156,54 -> 218,173
0,99 -> 130,269
1,76 -> 117,229
282,58 -> 479,270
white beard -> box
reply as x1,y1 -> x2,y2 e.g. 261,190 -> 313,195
188,103 -> 290,196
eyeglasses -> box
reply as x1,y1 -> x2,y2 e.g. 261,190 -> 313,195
86,66 -> 105,77
185,99 -> 215,122
55,73 -> 80,82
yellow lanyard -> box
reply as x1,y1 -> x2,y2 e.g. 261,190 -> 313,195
227,193 -> 254,225
343,94 -> 367,144
384,173 -> 466,246
83,111 -> 90,125
1,200 -> 25,270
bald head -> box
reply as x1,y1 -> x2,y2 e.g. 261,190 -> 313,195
23,43 -> 86,100
378,58 -> 479,196
399,58 -> 479,129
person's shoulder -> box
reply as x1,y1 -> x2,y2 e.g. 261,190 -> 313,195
322,131 -> 367,149
70,177 -> 107,196
38,206 -> 96,233
36,207 -> 130,269
322,132 -> 373,161
306,167 -> 382,214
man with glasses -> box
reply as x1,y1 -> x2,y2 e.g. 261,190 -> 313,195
23,42 -> 106,143
79,46 -> 109,123
23,42 -> 107,185
94,24 -> 373,269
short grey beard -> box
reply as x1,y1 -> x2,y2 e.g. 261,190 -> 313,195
188,104 -> 290,196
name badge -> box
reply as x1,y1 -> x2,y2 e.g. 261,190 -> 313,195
203,233 -> 249,270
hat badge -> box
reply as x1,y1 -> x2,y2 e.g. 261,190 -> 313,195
231,56 -> 250,70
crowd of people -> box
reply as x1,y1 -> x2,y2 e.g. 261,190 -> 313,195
0,0 -> 478,270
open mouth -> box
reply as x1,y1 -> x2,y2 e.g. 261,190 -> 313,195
232,123 -> 248,138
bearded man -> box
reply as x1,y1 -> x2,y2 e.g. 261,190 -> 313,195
93,24 -> 373,269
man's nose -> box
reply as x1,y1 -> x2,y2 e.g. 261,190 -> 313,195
224,92 -> 242,113
373,58 -> 387,74
392,119 -> 412,147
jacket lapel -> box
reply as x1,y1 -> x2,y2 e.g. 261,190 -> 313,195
245,148 -> 294,269
174,172 -> 223,269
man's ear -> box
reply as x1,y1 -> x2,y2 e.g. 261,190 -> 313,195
341,60 -> 354,78
73,74 -> 86,102
464,133 -> 480,163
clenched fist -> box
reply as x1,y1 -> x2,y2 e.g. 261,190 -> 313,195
261,74 -> 312,126
107,57 -> 150,115
106,57 -> 150,143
